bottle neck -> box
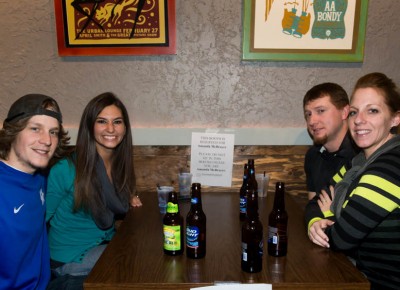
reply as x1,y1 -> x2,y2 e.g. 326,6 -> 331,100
248,169 -> 256,189
246,191 -> 259,219
273,183 -> 285,210
247,160 -> 257,190
242,164 -> 248,183
167,192 -> 179,213
248,167 -> 255,179
191,183 -> 202,209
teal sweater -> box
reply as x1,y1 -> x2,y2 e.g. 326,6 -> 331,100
46,158 -> 115,263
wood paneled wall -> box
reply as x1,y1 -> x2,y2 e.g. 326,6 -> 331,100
134,145 -> 309,199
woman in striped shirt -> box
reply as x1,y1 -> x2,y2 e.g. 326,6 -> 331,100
306,72 -> 400,289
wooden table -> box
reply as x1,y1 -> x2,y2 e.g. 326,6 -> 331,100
84,190 -> 369,290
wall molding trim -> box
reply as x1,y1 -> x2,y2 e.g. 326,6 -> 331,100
65,127 -> 312,146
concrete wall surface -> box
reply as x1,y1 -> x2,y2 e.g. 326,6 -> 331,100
0,0 -> 399,145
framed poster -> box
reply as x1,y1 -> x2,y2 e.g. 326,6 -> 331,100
54,0 -> 176,56
242,0 -> 369,62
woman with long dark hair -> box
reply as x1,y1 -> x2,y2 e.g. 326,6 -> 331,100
46,92 -> 141,281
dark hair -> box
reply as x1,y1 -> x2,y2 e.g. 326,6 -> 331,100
0,98 -> 70,164
303,82 -> 349,109
352,72 -> 400,133
73,92 -> 136,212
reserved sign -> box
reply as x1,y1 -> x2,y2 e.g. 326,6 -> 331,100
190,132 -> 234,187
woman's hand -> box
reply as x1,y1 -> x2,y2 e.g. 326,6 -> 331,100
308,219 -> 334,248
317,185 -> 335,212
130,195 -> 143,207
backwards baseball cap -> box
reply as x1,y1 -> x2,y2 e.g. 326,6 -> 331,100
4,94 -> 62,124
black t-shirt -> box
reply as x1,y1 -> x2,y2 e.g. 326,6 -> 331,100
304,133 -> 358,194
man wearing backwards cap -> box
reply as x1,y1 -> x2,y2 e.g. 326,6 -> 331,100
0,94 -> 69,289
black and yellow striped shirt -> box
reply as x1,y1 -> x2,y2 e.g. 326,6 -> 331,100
325,149 -> 400,289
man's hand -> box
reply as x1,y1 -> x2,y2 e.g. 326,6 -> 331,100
317,185 -> 335,212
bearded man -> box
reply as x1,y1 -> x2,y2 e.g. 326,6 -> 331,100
303,83 -> 358,200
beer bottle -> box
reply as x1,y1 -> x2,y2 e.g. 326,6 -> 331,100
247,159 -> 258,193
267,182 -> 288,257
163,191 -> 184,256
186,183 -> 206,259
241,188 -> 263,273
239,163 -> 249,221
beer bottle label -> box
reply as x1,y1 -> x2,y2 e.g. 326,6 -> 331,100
166,202 -> 178,213
163,225 -> 182,251
242,241 -> 263,261
268,226 -> 287,245
268,226 -> 279,244
186,225 -> 200,248
241,242 -> 248,261
239,197 -> 247,214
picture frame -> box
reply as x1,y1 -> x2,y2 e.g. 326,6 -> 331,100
242,0 -> 369,62
54,0 -> 176,56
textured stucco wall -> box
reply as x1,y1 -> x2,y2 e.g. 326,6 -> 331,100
0,1 -> 399,144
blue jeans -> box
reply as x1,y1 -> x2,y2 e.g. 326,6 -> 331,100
53,244 -> 107,277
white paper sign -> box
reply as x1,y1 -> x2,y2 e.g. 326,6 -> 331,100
190,132 -> 234,187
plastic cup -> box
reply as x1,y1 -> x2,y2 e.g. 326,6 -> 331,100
255,173 -> 270,198
156,186 -> 174,214
178,173 -> 192,198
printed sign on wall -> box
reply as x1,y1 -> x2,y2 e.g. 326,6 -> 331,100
190,133 -> 234,187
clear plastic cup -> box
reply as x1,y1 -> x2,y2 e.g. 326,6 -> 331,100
156,186 -> 174,214
255,173 -> 270,198
178,173 -> 192,198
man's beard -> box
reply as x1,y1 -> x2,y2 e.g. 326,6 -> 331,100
313,134 -> 328,145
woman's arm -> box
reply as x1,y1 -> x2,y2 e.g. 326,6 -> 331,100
326,154 -> 400,250
46,158 -> 75,222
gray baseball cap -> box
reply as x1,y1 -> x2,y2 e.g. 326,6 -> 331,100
4,94 -> 62,124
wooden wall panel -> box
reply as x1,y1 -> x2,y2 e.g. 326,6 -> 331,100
133,145 -> 310,199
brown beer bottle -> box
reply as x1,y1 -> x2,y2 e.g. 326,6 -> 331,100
241,188 -> 263,273
163,191 -> 184,256
247,159 -> 258,191
267,182 -> 288,257
186,183 -> 206,259
239,163 -> 249,221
